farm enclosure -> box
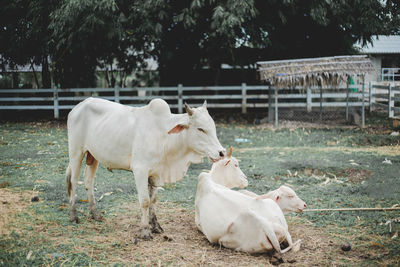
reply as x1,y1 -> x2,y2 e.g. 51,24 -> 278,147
0,116 -> 399,266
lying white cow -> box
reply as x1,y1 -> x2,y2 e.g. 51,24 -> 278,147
208,147 -> 248,189
66,98 -> 225,239
195,156 -> 300,254
239,185 -> 306,214
195,147 -> 248,232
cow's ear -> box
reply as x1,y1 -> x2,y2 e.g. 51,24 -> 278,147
275,194 -> 280,202
168,124 -> 188,134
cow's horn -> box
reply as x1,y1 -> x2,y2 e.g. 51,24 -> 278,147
227,147 -> 233,157
203,100 -> 207,109
185,102 -> 193,116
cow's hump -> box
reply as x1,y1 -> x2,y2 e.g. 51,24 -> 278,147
148,98 -> 171,116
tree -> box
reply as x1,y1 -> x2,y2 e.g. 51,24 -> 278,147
117,0 -> 400,85
0,0 -> 57,88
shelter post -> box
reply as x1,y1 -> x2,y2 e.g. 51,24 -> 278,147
361,75 -> 365,128
319,86 -> 323,121
274,88 -> 278,128
369,81 -> 374,112
346,78 -> 349,121
306,86 -> 312,112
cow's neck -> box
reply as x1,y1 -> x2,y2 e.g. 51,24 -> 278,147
150,114 -> 203,186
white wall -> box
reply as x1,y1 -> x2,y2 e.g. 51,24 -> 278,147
365,56 -> 382,84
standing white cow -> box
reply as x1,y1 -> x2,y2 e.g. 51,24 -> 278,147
195,171 -> 300,253
66,97 -> 225,239
239,185 -> 307,214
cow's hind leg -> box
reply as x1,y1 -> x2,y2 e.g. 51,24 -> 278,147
84,152 -> 102,221
148,182 -> 163,234
66,154 -> 84,223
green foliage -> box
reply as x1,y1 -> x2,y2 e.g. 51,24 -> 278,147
0,0 -> 399,87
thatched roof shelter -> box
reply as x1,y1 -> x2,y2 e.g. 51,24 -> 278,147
257,55 -> 375,88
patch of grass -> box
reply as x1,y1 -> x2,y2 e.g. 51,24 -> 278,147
1,119 -> 400,265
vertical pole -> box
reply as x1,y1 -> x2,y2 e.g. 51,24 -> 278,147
306,86 -> 312,112
389,83 -> 394,118
368,81 -> 372,112
114,86 -> 120,103
268,86 -> 273,123
241,83 -> 247,114
361,75 -> 365,128
319,86 -> 323,121
178,84 -> 183,114
53,87 -> 59,119
274,88 -> 278,128
346,77 -> 349,121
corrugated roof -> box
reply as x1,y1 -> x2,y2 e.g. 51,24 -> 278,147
257,55 -> 375,88
358,35 -> 400,54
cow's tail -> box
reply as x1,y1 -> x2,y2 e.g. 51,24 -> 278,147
66,165 -> 72,197
280,229 -> 301,253
261,221 -> 282,253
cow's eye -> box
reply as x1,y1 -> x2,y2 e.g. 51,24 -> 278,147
235,164 -> 238,167
198,128 -> 206,134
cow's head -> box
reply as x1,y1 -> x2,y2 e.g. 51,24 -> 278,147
168,101 -> 225,162
210,147 -> 248,189
271,185 -> 306,213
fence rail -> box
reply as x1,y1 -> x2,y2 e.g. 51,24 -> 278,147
1,83 -> 369,127
369,83 -> 400,119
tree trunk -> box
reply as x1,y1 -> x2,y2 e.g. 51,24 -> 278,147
12,72 -> 19,89
30,61 -> 40,89
42,56 -> 51,88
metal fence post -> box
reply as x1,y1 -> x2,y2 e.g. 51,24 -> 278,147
274,88 -> 278,128
389,83 -> 394,118
114,86 -> 120,103
241,83 -> 247,114
307,86 -> 312,112
361,76 -> 365,128
178,84 -> 183,114
346,79 -> 349,121
53,87 -> 59,119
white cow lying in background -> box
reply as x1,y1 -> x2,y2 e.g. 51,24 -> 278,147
195,150 -> 301,254
239,185 -> 306,214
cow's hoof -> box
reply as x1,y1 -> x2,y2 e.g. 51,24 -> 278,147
150,220 -> 164,234
69,210 -> 80,223
151,224 -> 164,234
69,216 -> 80,224
91,211 -> 103,221
140,227 -> 153,240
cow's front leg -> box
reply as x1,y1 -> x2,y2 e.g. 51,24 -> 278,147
148,182 -> 163,234
133,168 -> 152,239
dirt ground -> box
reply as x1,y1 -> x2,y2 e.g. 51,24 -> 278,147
1,189 -> 390,266
0,188 -> 33,235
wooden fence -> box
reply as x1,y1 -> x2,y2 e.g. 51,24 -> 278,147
369,83 -> 400,119
0,83 -> 369,126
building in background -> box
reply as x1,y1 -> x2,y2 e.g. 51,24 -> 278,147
357,35 -> 400,84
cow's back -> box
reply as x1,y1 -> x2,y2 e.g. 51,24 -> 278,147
67,98 -> 171,170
